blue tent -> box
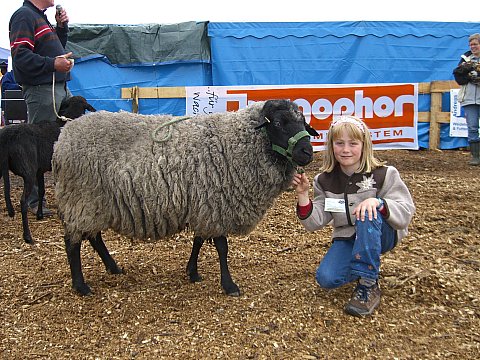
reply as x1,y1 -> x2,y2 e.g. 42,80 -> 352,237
68,21 -> 480,149
0,47 -> 10,66
207,21 -> 477,85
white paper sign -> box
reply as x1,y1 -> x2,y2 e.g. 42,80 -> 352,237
324,198 -> 346,213
186,86 -> 249,116
450,89 -> 468,138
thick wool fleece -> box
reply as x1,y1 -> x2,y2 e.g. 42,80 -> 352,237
53,103 -> 295,243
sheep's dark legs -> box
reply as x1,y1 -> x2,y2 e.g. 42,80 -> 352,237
213,236 -> 240,296
186,235 -> 204,282
2,168 -> 15,217
64,234 -> 91,296
20,178 -> 34,244
87,232 -> 123,274
36,174 -> 45,220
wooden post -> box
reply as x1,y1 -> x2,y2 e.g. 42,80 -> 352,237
428,80 -> 459,150
132,86 -> 139,113
429,81 -> 442,150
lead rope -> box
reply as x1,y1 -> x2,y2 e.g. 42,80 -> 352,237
151,116 -> 191,143
52,71 -> 72,122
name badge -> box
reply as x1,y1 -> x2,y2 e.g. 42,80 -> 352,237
325,198 -> 346,213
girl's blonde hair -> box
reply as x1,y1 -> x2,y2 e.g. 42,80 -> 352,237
321,115 -> 385,173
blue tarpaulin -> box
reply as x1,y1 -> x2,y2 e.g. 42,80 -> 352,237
67,21 -> 480,149
207,21 -> 479,85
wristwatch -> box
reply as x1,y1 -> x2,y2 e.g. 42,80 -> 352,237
376,197 -> 384,210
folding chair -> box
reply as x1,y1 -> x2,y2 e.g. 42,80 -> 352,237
4,89 -> 28,125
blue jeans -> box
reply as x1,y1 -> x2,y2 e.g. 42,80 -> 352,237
316,213 -> 396,289
463,104 -> 480,143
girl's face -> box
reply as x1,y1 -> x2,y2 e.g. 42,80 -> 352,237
333,129 -> 363,175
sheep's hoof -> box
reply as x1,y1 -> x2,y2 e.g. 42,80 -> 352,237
74,283 -> 92,296
224,284 -> 241,297
107,266 -> 124,275
23,235 -> 34,244
7,210 -> 15,218
188,272 -> 202,283
226,289 -> 241,297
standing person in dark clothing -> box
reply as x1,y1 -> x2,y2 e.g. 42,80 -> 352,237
9,0 -> 74,215
1,70 -> 21,95
1,69 -> 22,124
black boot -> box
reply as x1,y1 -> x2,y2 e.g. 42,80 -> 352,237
469,142 -> 480,166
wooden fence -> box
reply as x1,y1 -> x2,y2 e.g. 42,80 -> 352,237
121,80 -> 460,150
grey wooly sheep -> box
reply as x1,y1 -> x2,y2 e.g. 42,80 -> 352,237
52,99 -> 318,296
0,96 -> 96,243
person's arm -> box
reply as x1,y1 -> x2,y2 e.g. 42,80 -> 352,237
292,172 -> 313,219
377,166 -> 415,230
295,173 -> 333,231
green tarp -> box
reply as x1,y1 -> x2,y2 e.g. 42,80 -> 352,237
66,21 -> 210,65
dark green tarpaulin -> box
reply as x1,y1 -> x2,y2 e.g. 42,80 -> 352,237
66,21 -> 210,66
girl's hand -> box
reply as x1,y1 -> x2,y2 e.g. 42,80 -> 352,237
291,173 -> 309,193
291,173 -> 310,205
353,198 -> 381,221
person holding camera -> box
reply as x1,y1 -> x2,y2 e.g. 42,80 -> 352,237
9,0 -> 74,215
453,33 -> 480,166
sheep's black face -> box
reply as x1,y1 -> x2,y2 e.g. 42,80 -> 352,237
260,99 -> 318,167
58,96 -> 96,120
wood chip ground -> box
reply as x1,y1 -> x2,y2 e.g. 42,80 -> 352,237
0,149 -> 479,359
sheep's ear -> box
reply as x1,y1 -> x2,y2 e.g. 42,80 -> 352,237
305,122 -> 319,136
86,104 -> 96,112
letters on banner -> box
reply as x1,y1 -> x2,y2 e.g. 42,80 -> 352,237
185,84 -> 419,150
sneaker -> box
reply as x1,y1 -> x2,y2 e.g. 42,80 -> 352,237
28,205 -> 53,217
344,281 -> 381,317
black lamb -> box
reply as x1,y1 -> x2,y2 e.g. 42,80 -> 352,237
0,95 -> 96,243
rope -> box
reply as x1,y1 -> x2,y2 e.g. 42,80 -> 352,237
151,116 -> 191,143
52,71 -> 72,122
